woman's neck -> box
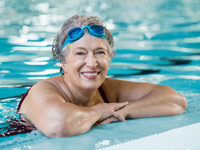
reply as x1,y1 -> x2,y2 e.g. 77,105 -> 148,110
62,74 -> 98,106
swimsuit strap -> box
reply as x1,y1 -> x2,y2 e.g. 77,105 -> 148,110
98,86 -> 109,103
17,88 -> 31,112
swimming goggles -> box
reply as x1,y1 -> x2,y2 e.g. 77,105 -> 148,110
62,24 -> 107,49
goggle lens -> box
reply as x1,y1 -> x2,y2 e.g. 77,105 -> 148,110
90,25 -> 104,34
68,28 -> 82,39
62,25 -> 106,49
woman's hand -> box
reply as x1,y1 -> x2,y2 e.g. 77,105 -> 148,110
91,101 -> 129,123
96,106 -> 129,125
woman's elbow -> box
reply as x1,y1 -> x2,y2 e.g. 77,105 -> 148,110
180,95 -> 188,110
171,94 -> 188,115
42,120 -> 91,138
40,121 -> 69,137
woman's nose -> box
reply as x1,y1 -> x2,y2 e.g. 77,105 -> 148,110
85,53 -> 97,68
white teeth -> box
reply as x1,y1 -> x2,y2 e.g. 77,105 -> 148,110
82,72 -> 98,76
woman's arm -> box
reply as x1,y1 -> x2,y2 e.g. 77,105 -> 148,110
99,78 -> 188,124
124,85 -> 187,118
19,80 -> 128,137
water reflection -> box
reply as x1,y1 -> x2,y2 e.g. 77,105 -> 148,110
0,0 -> 200,149
24,69 -> 59,75
0,0 -> 199,83
0,0 -> 200,146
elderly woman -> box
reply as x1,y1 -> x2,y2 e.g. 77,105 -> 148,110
17,15 -> 187,137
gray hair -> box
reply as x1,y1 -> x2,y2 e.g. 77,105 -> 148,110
52,14 -> 115,73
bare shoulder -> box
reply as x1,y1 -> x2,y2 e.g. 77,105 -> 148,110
19,76 -> 66,113
102,78 -> 162,102
30,76 -> 63,97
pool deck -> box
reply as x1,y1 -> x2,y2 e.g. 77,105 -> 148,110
101,122 -> 200,150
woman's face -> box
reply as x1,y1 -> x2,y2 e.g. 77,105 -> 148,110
62,32 -> 110,91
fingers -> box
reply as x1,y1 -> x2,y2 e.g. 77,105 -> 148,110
112,111 -> 126,122
98,117 -> 118,125
91,101 -> 128,122
98,115 -> 126,125
112,101 -> 129,111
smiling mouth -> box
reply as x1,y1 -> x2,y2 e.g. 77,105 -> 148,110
81,72 -> 100,79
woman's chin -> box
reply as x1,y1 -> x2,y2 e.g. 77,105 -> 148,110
79,76 -> 104,90
81,83 -> 100,91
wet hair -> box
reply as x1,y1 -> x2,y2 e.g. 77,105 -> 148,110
52,14 -> 114,73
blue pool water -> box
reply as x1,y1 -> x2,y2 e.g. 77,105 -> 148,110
0,0 -> 200,149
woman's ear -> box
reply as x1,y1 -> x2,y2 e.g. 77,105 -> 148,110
61,63 -> 67,73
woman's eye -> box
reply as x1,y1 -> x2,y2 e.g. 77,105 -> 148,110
76,52 -> 85,55
96,51 -> 105,55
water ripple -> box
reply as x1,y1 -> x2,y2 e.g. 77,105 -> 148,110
0,0 -> 199,147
